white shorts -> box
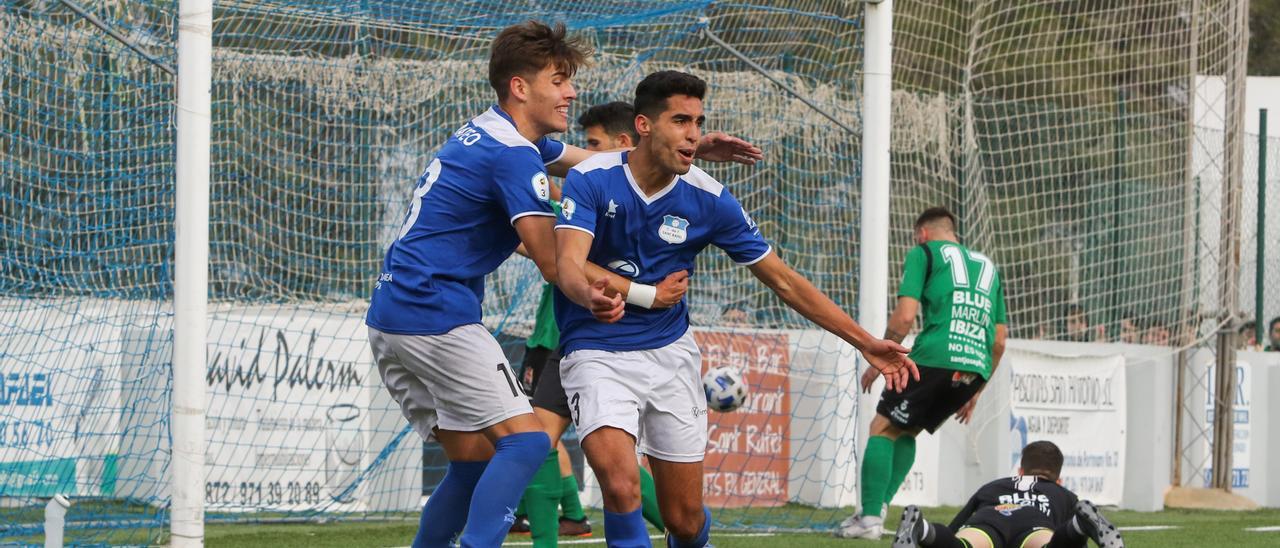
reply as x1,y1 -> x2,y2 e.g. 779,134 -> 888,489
368,324 -> 531,441
559,331 -> 707,463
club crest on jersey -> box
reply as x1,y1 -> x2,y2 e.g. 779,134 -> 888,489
658,215 -> 689,244
531,172 -> 551,202
606,199 -> 619,218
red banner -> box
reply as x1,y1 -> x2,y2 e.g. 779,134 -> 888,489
694,330 -> 790,507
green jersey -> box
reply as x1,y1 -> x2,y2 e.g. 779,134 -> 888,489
526,199 -> 562,351
526,283 -> 559,350
898,240 -> 1006,379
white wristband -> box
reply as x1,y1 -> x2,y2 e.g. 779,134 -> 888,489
624,282 -> 658,309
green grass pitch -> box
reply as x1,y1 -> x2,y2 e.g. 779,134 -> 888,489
195,505 -> 1280,547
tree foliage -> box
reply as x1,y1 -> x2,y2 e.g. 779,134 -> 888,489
1252,0 -> 1280,75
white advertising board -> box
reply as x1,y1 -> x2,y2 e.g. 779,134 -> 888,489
203,310 -> 373,512
1008,349 -> 1126,505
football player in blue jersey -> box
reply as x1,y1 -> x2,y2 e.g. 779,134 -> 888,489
511,101 -> 676,545
553,70 -> 920,548
366,21 -> 765,548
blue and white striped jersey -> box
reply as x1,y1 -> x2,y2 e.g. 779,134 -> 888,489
366,105 -> 565,335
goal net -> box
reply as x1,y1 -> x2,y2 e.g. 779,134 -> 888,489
0,0 -> 1247,542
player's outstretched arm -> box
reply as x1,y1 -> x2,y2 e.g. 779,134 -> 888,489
747,253 -> 920,392
556,227 -> 624,323
546,132 -> 762,177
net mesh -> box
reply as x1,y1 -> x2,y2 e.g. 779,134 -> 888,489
1178,0 -> 1253,491
1241,131 -> 1280,344
0,0 -> 1250,542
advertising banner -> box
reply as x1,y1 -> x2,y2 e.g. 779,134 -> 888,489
696,330 -> 790,508
0,305 -> 122,497
1202,360 -> 1250,489
1008,350 -> 1126,504
203,311 -> 371,512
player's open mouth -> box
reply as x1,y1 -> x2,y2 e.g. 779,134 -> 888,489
676,148 -> 694,162
555,106 -> 569,117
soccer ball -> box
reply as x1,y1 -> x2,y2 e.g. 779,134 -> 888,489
702,366 -> 748,412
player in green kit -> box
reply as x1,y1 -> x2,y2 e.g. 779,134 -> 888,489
837,207 -> 1008,540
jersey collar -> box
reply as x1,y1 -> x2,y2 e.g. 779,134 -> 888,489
621,151 -> 680,205
490,104 -> 518,129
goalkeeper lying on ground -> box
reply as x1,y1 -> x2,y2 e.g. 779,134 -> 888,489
889,441 -> 1124,548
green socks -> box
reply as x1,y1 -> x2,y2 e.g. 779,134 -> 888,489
859,435 -> 894,519
522,451 -> 669,540
526,450 -> 563,547
858,435 -> 917,520
885,435 -> 917,506
559,473 -> 586,521
639,466 -> 666,532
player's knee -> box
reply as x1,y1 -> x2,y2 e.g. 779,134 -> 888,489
869,414 -> 897,438
871,419 -> 915,440
597,473 -> 640,509
1021,529 -> 1053,548
957,527 -> 995,548
662,503 -> 706,541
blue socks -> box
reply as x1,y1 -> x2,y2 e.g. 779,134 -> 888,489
458,431 -> 551,547
604,507 -> 651,548
666,506 -> 711,548
413,460 -> 487,548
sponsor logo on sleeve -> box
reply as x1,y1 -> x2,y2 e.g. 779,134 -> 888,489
561,196 -> 577,220
531,172 -> 551,202
741,207 -> 759,234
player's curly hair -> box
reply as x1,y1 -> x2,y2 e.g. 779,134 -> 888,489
1021,440 -> 1065,482
634,70 -> 707,119
489,21 -> 591,101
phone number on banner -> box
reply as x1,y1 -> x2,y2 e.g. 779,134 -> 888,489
205,480 -> 323,507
